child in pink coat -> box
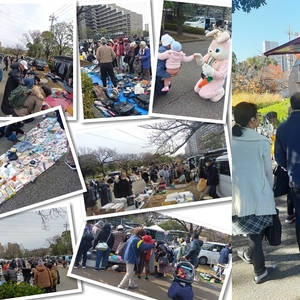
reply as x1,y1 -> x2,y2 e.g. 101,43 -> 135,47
157,41 -> 196,92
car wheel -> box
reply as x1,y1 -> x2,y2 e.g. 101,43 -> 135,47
199,256 -> 208,265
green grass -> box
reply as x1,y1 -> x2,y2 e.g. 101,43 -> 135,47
232,92 -> 291,125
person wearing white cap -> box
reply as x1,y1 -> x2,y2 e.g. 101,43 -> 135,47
155,34 -> 174,95
157,41 -> 197,92
1,59 -> 27,115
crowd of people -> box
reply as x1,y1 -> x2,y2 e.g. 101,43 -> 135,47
0,57 -> 56,117
80,34 -> 151,85
0,257 -> 60,292
73,219 -> 218,292
232,93 -> 300,284
82,158 -> 221,216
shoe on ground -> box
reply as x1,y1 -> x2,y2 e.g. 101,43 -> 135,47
155,273 -> 164,278
64,158 -> 77,171
237,249 -> 252,264
253,269 -> 268,284
117,284 -> 126,289
93,268 -> 99,271
161,86 -> 169,92
137,275 -> 141,279
74,265 -> 79,269
144,276 -> 148,280
82,266 -> 86,269
285,214 -> 295,223
128,284 -> 138,289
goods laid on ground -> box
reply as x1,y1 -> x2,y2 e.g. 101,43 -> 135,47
81,65 -> 150,118
0,118 -> 67,204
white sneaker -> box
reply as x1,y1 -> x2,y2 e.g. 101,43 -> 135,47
128,283 -> 138,289
82,266 -> 86,269
117,284 -> 126,289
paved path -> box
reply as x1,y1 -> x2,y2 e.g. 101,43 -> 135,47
70,265 -> 223,300
232,194 -> 300,300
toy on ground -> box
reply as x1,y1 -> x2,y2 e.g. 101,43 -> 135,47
194,30 -> 231,102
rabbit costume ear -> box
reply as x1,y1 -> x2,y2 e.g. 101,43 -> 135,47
206,29 -> 230,43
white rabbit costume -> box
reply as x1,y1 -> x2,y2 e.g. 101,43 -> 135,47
194,30 -> 231,102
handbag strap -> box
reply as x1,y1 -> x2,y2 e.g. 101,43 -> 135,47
105,232 -> 111,243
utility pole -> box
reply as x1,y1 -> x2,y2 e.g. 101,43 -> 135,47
49,13 -> 57,31
286,26 -> 299,70
63,222 -> 69,231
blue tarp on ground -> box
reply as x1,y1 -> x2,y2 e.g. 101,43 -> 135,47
83,65 -> 148,117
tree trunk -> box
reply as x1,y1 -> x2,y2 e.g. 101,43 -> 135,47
176,2 -> 184,37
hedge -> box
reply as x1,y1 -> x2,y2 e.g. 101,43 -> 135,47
0,282 -> 45,299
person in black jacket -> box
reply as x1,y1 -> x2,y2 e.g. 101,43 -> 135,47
113,172 -> 133,198
74,221 -> 95,268
205,158 -> 219,198
93,223 -> 115,271
97,178 -> 114,207
1,60 -> 27,115
141,169 -> 150,187
84,181 -> 99,216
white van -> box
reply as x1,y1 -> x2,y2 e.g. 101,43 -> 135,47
215,154 -> 231,198
183,16 -> 216,30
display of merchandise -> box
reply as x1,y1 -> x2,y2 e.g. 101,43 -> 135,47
0,118 -> 67,204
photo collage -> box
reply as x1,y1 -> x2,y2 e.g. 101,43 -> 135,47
1,0 -> 298,299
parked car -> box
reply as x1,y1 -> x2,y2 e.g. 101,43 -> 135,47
184,16 -> 216,30
35,59 -> 49,71
214,154 -> 231,198
198,242 -> 231,265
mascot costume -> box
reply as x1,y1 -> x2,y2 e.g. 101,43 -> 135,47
194,30 -> 231,102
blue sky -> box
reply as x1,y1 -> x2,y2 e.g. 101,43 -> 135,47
232,0 -> 300,62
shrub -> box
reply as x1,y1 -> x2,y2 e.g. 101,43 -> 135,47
182,25 -> 205,35
164,23 -> 205,35
0,282 -> 45,299
81,72 -> 96,119
164,23 -> 177,31
258,98 -> 290,125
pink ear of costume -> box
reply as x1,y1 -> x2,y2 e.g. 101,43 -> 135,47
206,29 -> 230,44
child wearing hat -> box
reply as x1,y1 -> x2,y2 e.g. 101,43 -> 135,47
157,41 -> 198,92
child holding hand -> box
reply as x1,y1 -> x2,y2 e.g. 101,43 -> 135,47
157,41 -> 199,92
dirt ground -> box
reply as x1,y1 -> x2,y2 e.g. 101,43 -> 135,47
144,181 -> 208,209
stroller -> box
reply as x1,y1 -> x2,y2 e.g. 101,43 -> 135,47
167,261 -> 195,300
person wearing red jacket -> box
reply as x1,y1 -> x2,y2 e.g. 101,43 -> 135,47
136,230 -> 154,280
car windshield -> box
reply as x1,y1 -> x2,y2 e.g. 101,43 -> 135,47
188,16 -> 204,22
201,243 -> 214,250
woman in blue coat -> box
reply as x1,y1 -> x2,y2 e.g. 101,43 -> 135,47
117,227 -> 154,290
138,41 -> 151,80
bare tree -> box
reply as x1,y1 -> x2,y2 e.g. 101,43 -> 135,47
140,120 -> 224,155
36,208 -> 67,231
92,146 -> 118,175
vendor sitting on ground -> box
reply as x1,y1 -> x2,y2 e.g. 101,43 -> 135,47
4,123 -> 25,144
13,85 -> 47,117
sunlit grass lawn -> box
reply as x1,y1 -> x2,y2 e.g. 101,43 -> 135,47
232,92 -> 290,124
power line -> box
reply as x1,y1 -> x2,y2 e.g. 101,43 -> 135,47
55,4 -> 73,19
1,4 -> 46,28
53,3 -> 69,15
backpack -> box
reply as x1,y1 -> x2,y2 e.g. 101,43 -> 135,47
8,85 -> 32,109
